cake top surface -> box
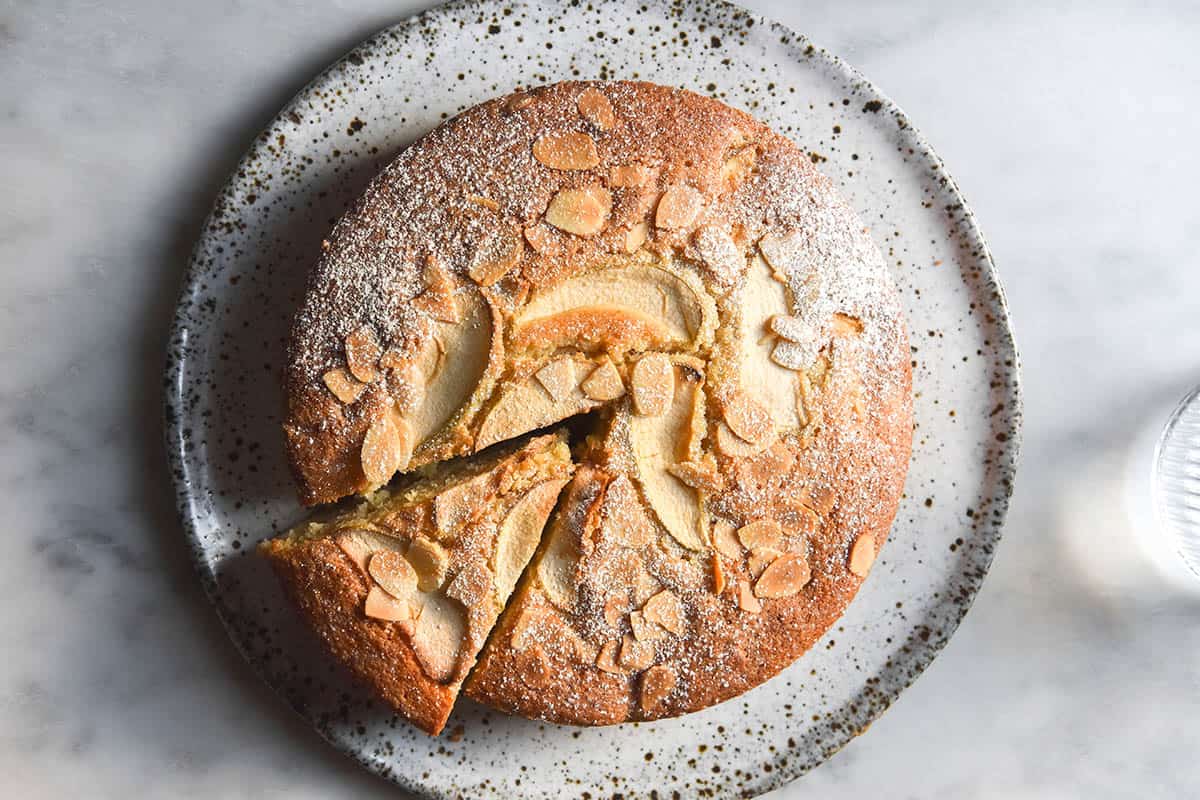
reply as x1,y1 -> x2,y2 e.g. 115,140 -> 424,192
276,79 -> 912,727
282,80 -> 907,508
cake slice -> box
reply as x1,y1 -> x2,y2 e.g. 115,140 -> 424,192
259,431 -> 573,735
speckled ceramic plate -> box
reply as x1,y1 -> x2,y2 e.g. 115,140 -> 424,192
164,0 -> 1020,796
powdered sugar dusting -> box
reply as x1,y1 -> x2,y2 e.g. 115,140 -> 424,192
284,80 -> 912,726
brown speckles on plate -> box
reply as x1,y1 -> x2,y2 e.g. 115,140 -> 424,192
163,0 -> 1020,798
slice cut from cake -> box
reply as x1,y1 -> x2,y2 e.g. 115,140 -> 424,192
259,431 -> 573,735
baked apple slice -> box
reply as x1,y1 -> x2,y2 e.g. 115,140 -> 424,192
259,431 -> 572,735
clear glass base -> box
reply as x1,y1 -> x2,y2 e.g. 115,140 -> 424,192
1151,385 -> 1200,580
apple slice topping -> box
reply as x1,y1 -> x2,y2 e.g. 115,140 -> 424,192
511,262 -> 715,356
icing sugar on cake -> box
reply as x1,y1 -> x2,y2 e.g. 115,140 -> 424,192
273,81 -> 912,730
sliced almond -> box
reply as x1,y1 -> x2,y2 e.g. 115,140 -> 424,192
633,568 -> 662,606
711,551 -> 727,595
758,229 -> 805,275
603,593 -> 629,628
393,415 -> 416,472
746,546 -> 781,579
469,227 -> 524,287
624,220 -> 649,253
712,519 -> 743,560
804,484 -> 837,517
596,639 -> 623,674
535,357 -> 577,402
577,88 -> 617,130
407,536 -> 449,592
832,312 -> 864,337
794,504 -> 820,538
771,339 -> 817,371
364,585 -> 415,628
493,479 -> 569,600
410,593 -> 466,683
693,225 -> 741,286
368,550 -> 418,600
514,645 -> 553,689
445,562 -> 493,607
568,625 -> 601,665
715,393 -> 772,443
336,529 -> 404,574
532,130 -> 600,170
737,519 -> 784,551
769,314 -> 816,344
361,409 -> 411,489
736,579 -> 762,613
581,357 -> 626,401
344,325 -> 382,383
510,605 -> 546,651
609,163 -> 650,187
666,458 -> 724,493
754,552 -> 811,598
723,389 -> 774,445
412,256 -> 460,323
322,367 -> 365,404
523,223 -> 560,255
720,146 -> 757,192
714,421 -> 770,457
434,472 -> 496,537
544,184 -> 612,237
630,353 -> 674,417
618,633 -> 655,671
655,184 -> 703,230
849,533 -> 877,577
736,443 -> 797,490
629,609 -> 666,642
639,664 -> 677,713
642,589 -> 685,636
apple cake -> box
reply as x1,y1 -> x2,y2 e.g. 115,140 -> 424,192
259,431 -> 573,734
271,80 -> 912,733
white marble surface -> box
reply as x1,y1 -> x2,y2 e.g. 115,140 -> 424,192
4,0 -> 1200,797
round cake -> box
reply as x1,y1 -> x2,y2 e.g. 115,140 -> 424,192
279,80 -> 912,726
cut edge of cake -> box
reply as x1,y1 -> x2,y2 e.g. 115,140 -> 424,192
259,430 -> 574,735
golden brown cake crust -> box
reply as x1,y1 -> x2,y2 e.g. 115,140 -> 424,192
260,432 -> 574,735
283,80 -> 904,506
280,80 -> 913,726
260,536 -> 456,735
464,363 -> 910,723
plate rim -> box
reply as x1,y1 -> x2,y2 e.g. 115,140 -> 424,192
162,0 -> 1023,796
